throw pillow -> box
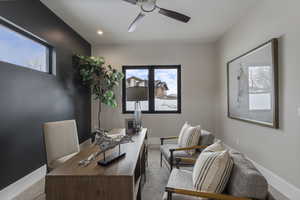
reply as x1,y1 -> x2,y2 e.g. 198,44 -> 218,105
178,122 -> 190,145
203,140 -> 225,153
192,150 -> 233,193
179,125 -> 201,155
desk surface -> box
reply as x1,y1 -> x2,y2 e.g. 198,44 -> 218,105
47,128 -> 147,177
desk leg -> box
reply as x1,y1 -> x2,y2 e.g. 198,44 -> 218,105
137,183 -> 142,200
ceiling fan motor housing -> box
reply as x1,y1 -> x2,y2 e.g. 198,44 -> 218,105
139,0 -> 157,12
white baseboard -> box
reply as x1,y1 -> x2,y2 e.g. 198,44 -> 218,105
248,158 -> 300,200
222,143 -> 300,200
0,138 -> 92,200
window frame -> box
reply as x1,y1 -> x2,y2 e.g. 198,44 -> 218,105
0,18 -> 54,74
122,65 -> 181,114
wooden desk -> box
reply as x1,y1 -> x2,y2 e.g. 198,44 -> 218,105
46,128 -> 148,200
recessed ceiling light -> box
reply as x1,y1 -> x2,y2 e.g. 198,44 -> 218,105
97,30 -> 103,35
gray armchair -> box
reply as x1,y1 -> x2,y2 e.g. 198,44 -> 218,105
160,130 -> 215,171
163,148 -> 268,200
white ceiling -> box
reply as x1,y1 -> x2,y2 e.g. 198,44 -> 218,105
41,0 -> 259,45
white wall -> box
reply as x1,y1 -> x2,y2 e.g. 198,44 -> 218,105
92,43 -> 217,142
216,0 -> 300,192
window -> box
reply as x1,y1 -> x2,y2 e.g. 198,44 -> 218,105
122,65 -> 181,113
0,19 -> 52,73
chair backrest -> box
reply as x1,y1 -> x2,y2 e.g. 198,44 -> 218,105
43,120 -> 80,165
196,130 -> 214,152
198,130 -> 215,146
226,148 -> 268,200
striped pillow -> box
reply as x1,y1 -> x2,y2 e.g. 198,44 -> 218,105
179,125 -> 201,155
178,122 -> 190,145
192,150 -> 233,193
203,140 -> 225,153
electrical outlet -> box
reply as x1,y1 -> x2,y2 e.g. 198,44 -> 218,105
298,107 -> 300,116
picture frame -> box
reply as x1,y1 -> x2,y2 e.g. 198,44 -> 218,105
227,39 -> 279,128
125,118 -> 135,135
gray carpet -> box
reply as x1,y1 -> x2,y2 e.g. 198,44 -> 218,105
143,148 -> 170,200
35,149 -> 288,200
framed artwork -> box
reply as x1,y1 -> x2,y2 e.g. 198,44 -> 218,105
125,118 -> 135,135
227,39 -> 279,128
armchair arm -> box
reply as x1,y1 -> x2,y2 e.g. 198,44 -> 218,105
170,145 -> 208,152
166,187 -> 251,200
160,136 -> 179,145
169,146 -> 207,170
175,157 -> 197,165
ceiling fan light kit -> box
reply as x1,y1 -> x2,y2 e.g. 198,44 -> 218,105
124,0 -> 191,32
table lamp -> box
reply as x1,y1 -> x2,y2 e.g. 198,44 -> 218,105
126,86 -> 148,131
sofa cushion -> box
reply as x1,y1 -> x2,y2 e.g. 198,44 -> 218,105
163,169 -> 203,200
167,168 -> 194,190
226,150 -> 268,200
160,144 -> 199,165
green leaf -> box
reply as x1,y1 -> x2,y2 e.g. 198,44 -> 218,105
111,99 -> 117,108
105,90 -> 114,98
75,54 -> 122,109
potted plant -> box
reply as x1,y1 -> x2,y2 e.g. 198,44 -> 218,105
74,55 -> 124,129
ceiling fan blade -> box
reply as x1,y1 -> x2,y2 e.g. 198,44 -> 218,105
128,12 -> 145,32
123,0 -> 138,5
158,8 -> 191,23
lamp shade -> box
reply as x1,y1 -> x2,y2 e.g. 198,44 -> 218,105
126,86 -> 148,101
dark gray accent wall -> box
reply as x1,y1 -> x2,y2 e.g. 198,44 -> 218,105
0,0 -> 91,190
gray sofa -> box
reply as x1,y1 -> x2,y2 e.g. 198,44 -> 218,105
226,148 -> 268,199
160,130 -> 215,170
164,146 -> 268,200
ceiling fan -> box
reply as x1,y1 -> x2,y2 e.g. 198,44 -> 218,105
123,0 -> 191,32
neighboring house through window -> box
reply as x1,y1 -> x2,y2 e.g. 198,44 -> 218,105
122,65 -> 181,113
